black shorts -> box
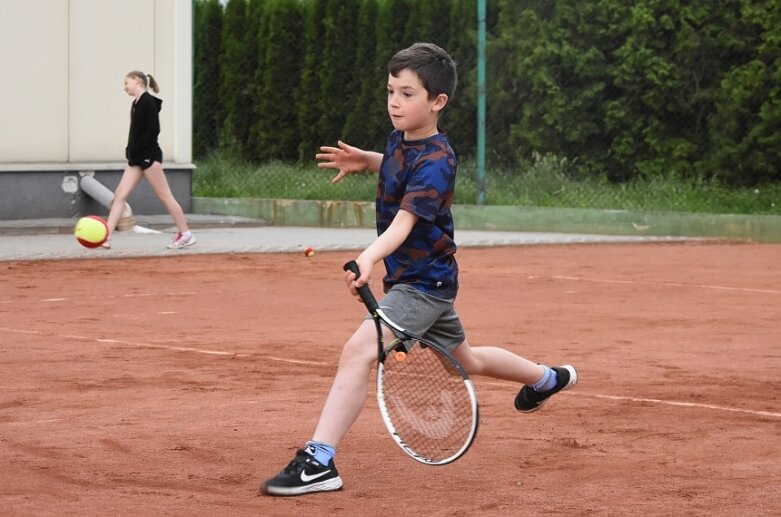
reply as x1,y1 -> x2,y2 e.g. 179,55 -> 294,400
128,148 -> 163,170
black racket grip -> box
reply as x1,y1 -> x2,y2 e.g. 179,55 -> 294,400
343,260 -> 379,314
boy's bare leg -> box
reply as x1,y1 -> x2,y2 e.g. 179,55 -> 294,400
261,319 -> 388,496
453,338 -> 578,413
451,338 -> 546,384
311,320 -> 393,446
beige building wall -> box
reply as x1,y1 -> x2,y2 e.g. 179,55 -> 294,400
0,0 -> 69,162
0,0 -> 192,167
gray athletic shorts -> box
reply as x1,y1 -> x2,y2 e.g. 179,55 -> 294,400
367,283 -> 466,352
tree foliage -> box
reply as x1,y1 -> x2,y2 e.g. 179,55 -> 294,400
251,0 -> 305,161
193,0 -> 223,158
218,0 -> 255,157
193,0 -> 780,186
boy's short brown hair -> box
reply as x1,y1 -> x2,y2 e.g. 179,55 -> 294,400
388,42 -> 457,103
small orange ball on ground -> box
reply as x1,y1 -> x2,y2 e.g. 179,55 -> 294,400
304,247 -> 315,257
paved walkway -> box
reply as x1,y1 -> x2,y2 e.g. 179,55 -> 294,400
0,215 -> 692,262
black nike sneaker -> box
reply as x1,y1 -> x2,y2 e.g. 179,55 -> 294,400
514,365 -> 578,413
261,449 -> 343,496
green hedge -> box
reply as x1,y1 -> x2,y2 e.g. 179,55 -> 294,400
194,0 -> 780,186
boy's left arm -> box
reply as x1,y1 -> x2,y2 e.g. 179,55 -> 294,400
345,210 -> 418,297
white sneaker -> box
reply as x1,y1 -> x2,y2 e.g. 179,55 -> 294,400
167,232 -> 196,249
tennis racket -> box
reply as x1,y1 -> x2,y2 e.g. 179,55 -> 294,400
343,260 -> 479,465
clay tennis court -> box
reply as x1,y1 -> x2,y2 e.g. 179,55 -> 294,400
1,242 -> 779,515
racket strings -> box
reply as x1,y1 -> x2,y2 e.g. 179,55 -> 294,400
379,342 -> 475,463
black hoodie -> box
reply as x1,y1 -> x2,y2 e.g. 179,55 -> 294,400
126,91 -> 163,162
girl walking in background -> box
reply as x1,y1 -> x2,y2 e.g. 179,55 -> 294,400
103,71 -> 195,249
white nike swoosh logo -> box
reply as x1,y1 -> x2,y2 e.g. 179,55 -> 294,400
300,470 -> 332,483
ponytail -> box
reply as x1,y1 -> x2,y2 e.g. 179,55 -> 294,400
147,74 -> 160,93
126,70 -> 160,93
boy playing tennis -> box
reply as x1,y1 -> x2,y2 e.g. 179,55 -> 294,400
261,42 -> 577,496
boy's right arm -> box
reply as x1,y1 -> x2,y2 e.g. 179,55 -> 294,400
344,209 -> 419,301
316,140 -> 383,183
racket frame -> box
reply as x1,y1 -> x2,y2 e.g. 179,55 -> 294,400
343,261 -> 479,465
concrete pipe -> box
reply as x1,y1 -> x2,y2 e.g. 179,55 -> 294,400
79,174 -> 135,231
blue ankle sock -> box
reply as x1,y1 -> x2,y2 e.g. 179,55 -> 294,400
305,440 -> 336,466
530,366 -> 558,393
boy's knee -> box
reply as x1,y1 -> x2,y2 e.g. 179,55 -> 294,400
340,336 -> 376,363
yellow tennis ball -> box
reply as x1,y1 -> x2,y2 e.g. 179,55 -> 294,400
74,216 -> 109,248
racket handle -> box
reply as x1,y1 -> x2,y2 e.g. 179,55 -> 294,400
343,260 -> 379,313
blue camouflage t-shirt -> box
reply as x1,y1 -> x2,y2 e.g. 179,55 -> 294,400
377,129 -> 458,298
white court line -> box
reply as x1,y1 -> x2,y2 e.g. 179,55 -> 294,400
1,292 -> 200,305
574,392 -> 781,419
480,380 -> 781,420
552,275 -> 781,294
95,338 -> 243,357
266,356 -> 330,366
3,325 -> 776,419
1,326 -> 328,365
122,292 -> 199,298
2,418 -> 63,426
0,327 -> 41,334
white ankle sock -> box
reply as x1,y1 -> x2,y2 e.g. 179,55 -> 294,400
531,366 -> 558,393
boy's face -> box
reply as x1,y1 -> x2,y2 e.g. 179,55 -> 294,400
387,69 -> 447,140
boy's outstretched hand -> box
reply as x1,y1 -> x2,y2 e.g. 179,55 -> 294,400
316,140 -> 373,183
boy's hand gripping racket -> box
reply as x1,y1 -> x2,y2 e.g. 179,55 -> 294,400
343,261 -> 479,465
